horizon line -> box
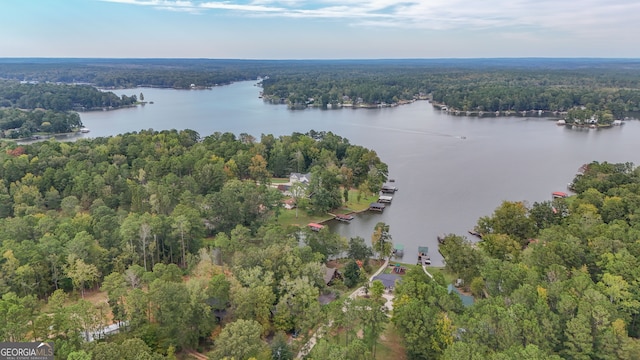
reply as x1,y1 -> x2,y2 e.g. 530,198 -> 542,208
2,56 -> 640,61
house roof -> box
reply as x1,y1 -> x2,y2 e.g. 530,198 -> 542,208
372,273 -> 402,288
290,172 -> 311,180
324,268 -> 339,285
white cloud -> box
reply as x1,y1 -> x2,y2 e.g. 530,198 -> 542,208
100,0 -> 640,38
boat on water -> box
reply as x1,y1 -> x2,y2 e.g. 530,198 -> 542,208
334,214 -> 354,222
80,128 -> 90,133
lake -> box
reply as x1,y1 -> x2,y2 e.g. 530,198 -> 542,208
78,81 -> 640,265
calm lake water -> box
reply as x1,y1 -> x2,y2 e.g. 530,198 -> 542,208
78,81 -> 640,265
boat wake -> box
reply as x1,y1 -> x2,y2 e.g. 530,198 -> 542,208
345,123 -> 461,138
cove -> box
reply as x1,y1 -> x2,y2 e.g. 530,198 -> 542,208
78,81 -> 640,265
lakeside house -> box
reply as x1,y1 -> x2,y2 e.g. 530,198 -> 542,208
289,172 -> 312,184
323,268 -> 343,286
372,273 -> 402,290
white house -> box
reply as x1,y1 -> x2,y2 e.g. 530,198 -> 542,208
289,172 -> 312,184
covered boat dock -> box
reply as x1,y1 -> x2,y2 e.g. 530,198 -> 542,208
368,202 -> 386,212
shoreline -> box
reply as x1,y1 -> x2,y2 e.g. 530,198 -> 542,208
431,102 -> 564,118
262,96 -> 426,111
13,130 -> 85,144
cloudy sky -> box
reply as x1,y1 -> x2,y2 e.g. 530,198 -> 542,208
1,0 -> 639,59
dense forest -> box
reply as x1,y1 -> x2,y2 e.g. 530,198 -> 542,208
0,129 -> 388,359
431,161 -> 640,359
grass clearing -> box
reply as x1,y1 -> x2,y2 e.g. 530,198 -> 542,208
375,324 -> 407,360
272,187 -> 380,228
383,262 -> 418,275
343,190 -> 379,212
274,209 -> 334,227
270,177 -> 290,184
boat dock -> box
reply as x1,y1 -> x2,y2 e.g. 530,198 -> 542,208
368,202 -> 386,212
334,213 -> 354,222
392,244 -> 404,257
381,184 -> 398,193
552,191 -> 568,199
308,223 -> 324,232
417,246 -> 431,265
377,195 -> 393,203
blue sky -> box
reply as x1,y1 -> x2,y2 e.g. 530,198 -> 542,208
1,0 -> 639,59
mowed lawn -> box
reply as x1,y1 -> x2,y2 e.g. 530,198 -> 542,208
275,189 -> 380,227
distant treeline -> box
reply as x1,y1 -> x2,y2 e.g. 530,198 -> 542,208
259,65 -> 640,116
0,80 -> 138,111
0,58 -> 270,89
2,58 -> 640,116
